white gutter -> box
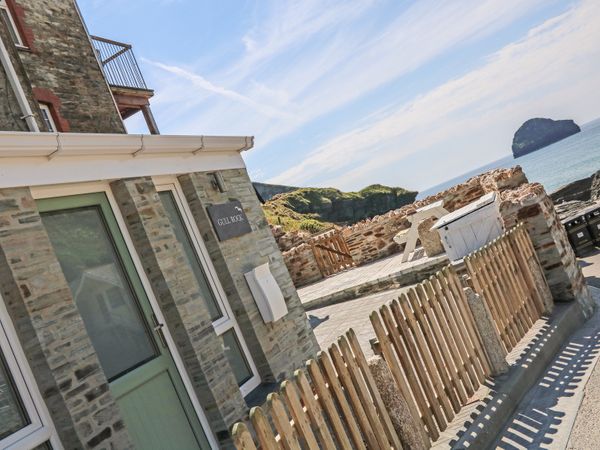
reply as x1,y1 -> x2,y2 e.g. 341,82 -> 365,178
0,131 -> 254,158
0,35 -> 39,131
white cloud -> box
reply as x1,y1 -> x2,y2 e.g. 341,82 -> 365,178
234,0 -> 377,74
143,59 -> 292,120
268,0 -> 600,189
146,0 -> 548,145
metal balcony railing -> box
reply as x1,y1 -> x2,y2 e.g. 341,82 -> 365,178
91,35 -> 149,91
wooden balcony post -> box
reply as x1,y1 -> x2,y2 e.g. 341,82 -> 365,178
142,104 -> 160,135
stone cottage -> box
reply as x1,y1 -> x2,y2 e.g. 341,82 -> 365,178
0,1 -> 318,448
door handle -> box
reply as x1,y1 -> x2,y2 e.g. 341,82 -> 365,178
151,313 -> 168,348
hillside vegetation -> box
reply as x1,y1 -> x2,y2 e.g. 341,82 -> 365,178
263,184 -> 418,233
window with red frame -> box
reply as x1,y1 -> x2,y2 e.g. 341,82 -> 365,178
38,103 -> 57,132
0,0 -> 23,46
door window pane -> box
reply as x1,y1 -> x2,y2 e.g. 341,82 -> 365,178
221,330 -> 252,387
159,191 -> 223,321
42,206 -> 158,380
0,351 -> 29,440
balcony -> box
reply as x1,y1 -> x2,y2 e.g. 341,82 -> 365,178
91,35 -> 159,134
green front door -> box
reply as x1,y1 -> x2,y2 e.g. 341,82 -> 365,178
38,192 -> 211,450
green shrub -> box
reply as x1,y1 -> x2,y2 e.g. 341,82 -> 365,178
299,219 -> 326,233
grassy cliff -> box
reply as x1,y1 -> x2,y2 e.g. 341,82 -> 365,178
263,184 -> 417,233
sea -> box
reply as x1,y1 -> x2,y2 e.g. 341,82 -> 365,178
417,118 -> 600,200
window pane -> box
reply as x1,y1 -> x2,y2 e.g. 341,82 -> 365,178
158,191 -> 223,321
221,329 -> 252,387
41,206 -> 158,380
0,8 -> 20,45
39,106 -> 55,132
0,350 -> 29,440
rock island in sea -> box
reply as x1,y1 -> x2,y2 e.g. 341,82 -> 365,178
512,118 -> 581,158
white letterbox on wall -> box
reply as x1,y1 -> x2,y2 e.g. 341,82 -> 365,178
432,192 -> 504,261
244,262 -> 288,323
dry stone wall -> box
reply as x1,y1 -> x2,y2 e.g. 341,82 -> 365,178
342,210 -> 411,265
280,166 -> 528,286
282,243 -> 323,286
271,224 -> 312,251
341,166 -> 527,266
499,183 -> 593,313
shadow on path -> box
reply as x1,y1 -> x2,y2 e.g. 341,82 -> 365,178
494,311 -> 600,449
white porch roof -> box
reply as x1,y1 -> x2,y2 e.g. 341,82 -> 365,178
0,132 -> 254,189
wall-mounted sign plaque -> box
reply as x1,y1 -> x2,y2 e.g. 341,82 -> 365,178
206,200 -> 252,241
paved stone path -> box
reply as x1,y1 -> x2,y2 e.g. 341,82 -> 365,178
578,247 -> 600,288
308,285 -> 414,359
492,249 -> 600,449
568,335 -> 600,449
297,250 -> 436,304
494,287 -> 600,450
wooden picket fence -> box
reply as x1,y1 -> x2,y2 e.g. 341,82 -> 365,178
464,224 -> 548,353
369,267 -> 491,441
232,330 -> 402,450
232,224 -> 551,449
310,229 -> 355,277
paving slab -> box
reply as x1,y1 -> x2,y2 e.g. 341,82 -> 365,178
298,251 -> 448,310
308,286 -> 415,359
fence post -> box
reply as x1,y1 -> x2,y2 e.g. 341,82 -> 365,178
368,355 -> 429,450
525,251 -> 554,314
463,286 -> 509,376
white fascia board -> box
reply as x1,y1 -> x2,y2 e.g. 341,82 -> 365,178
0,132 -> 253,188
0,131 -> 253,157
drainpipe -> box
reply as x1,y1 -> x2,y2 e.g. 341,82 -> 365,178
0,35 -> 39,132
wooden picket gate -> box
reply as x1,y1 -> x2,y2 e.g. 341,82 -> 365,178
311,229 -> 355,277
464,224 -> 549,353
232,330 -> 402,450
369,267 -> 491,441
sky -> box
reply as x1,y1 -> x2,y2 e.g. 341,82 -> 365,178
78,0 -> 600,193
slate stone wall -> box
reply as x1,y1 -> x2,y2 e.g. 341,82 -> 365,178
110,177 -> 247,446
0,187 -> 132,449
0,17 -> 41,131
179,169 -> 320,383
0,59 -> 28,130
3,0 -> 125,133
